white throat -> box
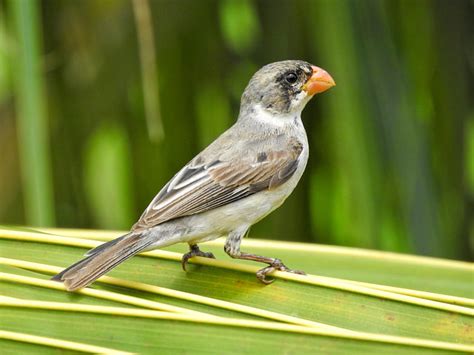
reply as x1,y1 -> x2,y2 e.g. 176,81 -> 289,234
251,90 -> 313,129
253,104 -> 303,129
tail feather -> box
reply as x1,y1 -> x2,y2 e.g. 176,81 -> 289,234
51,232 -> 153,291
84,234 -> 128,257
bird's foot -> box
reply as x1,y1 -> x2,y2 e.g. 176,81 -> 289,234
181,244 -> 215,271
256,258 -> 306,284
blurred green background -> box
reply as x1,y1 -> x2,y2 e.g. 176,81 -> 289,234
0,0 -> 472,260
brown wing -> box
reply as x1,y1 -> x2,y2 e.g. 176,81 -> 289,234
132,140 -> 303,231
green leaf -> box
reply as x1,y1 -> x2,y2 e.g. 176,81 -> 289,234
10,0 -> 55,226
0,227 -> 472,354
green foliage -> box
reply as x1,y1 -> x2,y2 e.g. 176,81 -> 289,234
0,1 -> 472,260
9,0 -> 55,226
194,82 -> 232,147
0,9 -> 10,101
83,124 -> 135,229
466,116 -> 474,197
219,0 -> 260,55
0,227 -> 473,353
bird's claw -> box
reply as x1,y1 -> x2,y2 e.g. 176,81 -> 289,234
256,258 -> 306,284
181,246 -> 215,271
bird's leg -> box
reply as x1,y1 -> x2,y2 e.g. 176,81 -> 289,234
181,244 -> 215,271
230,252 -> 306,284
224,229 -> 305,284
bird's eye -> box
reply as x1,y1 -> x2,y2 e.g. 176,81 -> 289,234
285,72 -> 298,84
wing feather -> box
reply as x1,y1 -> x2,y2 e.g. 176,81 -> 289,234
132,139 -> 303,231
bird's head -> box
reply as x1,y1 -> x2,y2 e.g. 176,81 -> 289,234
240,60 -> 335,117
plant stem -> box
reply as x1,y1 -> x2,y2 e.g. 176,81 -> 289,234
10,0 -> 55,226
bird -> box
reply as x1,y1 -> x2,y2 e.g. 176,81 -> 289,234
52,60 -> 336,291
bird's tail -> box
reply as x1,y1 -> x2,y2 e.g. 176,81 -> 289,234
51,232 -> 154,291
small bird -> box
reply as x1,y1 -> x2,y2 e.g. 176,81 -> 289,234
52,60 -> 335,291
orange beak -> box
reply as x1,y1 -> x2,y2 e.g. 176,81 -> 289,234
302,65 -> 336,95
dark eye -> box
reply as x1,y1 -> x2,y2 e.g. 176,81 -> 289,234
285,72 -> 298,84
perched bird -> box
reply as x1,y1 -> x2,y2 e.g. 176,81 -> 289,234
52,60 -> 335,291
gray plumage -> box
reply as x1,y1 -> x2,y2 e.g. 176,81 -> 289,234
52,60 -> 335,290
